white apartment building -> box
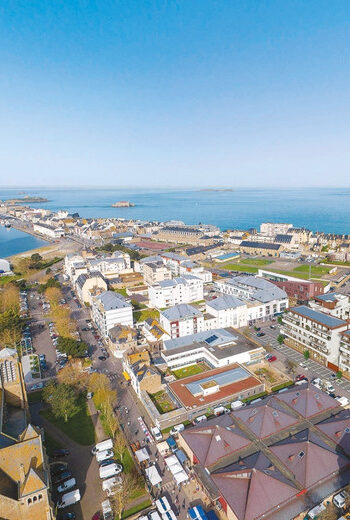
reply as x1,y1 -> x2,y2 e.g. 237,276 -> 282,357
215,275 -> 288,322
205,295 -> 248,329
88,254 -> 131,278
134,255 -> 164,273
260,222 -> 293,236
178,261 -> 212,283
143,261 -> 172,286
282,305 -> 348,367
33,222 -> 64,238
339,331 -> 350,374
160,252 -> 187,275
148,275 -> 204,308
75,273 -> 107,305
159,304 -> 204,339
92,290 -> 133,337
309,292 -> 350,321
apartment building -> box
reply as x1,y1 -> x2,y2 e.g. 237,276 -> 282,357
88,253 -> 131,278
215,275 -> 288,322
178,260 -> 212,283
149,275 -> 204,308
260,222 -> 293,235
92,290 -> 133,337
310,292 -> 350,320
155,226 -> 214,246
75,272 -> 107,305
160,252 -> 187,275
239,240 -> 283,257
159,304 -> 204,339
143,261 -> 172,286
339,330 -> 350,374
205,294 -> 248,329
0,348 -> 54,520
282,305 -> 348,368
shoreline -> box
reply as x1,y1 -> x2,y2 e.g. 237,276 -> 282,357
0,223 -> 51,260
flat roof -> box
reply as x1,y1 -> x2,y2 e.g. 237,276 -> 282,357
169,364 -> 261,409
290,305 -> 347,329
185,366 -> 250,396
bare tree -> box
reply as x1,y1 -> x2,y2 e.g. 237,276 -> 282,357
109,473 -> 138,519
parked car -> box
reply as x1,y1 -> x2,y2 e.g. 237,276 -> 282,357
98,356 -> 107,361
257,332 -> 265,337
53,449 -> 70,459
51,462 -> 68,475
296,374 -> 307,382
267,355 -> 277,362
53,470 -> 72,485
270,325 -> 276,329
99,459 -> 119,469
57,478 -> 76,493
60,513 -> 76,520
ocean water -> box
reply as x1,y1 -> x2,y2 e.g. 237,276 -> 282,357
0,226 -> 47,258
0,187 -> 349,234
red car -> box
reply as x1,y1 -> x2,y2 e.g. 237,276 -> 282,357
296,374 -> 306,382
267,355 -> 277,362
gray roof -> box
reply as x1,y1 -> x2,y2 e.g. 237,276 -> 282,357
161,252 -> 187,261
222,275 -> 288,303
76,271 -> 105,289
241,240 -> 282,250
161,304 -> 202,321
206,294 -> 245,311
140,255 -> 163,264
290,305 -> 347,329
157,275 -> 200,288
96,290 -> 131,311
163,328 -> 239,351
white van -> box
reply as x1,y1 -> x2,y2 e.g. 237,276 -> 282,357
92,438 -> 113,455
170,423 -> 185,436
333,491 -> 346,509
57,478 -> 76,494
231,400 -> 243,410
148,512 -> 162,520
151,426 -> 163,441
336,396 -> 350,407
99,463 -> 122,480
96,449 -> 114,463
213,406 -> 227,416
102,476 -> 122,496
156,496 -> 171,514
57,489 -> 81,509
162,510 -> 177,520
193,415 -> 207,425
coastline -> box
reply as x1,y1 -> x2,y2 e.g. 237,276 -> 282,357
0,223 -> 51,260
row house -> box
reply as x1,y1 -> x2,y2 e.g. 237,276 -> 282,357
159,304 -> 204,339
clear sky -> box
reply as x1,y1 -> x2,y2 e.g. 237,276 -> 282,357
1,0 -> 350,188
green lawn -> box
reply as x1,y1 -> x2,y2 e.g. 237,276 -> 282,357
121,499 -> 152,519
240,258 -> 273,266
0,275 -> 20,286
40,396 -> 95,446
172,362 -> 209,379
134,308 -> 159,323
221,264 -> 258,273
114,287 -> 128,297
293,264 -> 330,276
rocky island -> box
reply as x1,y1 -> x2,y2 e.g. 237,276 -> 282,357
111,201 -> 135,207
4,196 -> 49,204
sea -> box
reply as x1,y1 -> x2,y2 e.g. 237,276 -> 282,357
0,187 -> 349,256
0,226 -> 47,258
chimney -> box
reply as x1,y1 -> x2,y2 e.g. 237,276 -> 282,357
19,464 -> 26,484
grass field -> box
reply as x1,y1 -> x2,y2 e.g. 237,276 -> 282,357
149,390 -> 177,414
240,258 -> 273,266
221,264 -> 258,273
172,362 -> 209,379
122,499 -> 152,519
293,264 -> 330,276
41,396 -> 95,446
134,308 -> 159,323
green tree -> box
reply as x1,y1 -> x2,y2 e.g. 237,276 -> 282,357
277,316 -> 283,325
303,350 -> 310,360
336,370 -> 343,380
277,334 -> 284,345
43,382 -> 79,422
57,337 -> 88,358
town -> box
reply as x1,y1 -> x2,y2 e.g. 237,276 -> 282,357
1,200 -> 350,520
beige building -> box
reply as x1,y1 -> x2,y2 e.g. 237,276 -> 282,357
143,261 -> 171,286
75,272 -> 108,305
0,348 -> 54,520
108,324 -> 138,357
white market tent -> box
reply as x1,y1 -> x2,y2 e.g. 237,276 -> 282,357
145,465 -> 162,486
164,455 -> 178,468
156,441 -> 169,455
174,469 -> 189,484
135,447 -> 150,463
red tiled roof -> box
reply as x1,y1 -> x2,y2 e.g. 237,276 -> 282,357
276,385 -> 338,418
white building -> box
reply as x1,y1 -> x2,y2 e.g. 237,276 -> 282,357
260,222 -> 293,236
0,258 -> 11,274
215,275 -> 288,322
309,292 -> 350,321
159,304 -> 204,339
33,222 -> 64,238
205,295 -> 248,329
160,252 -> 187,275
75,273 -> 108,305
92,290 -> 133,337
178,261 -> 212,283
64,253 -> 86,278
282,305 -> 348,367
161,329 -> 265,370
143,261 -> 172,286
149,275 -> 204,308
88,254 -> 131,278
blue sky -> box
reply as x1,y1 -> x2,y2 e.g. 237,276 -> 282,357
1,0 -> 350,187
